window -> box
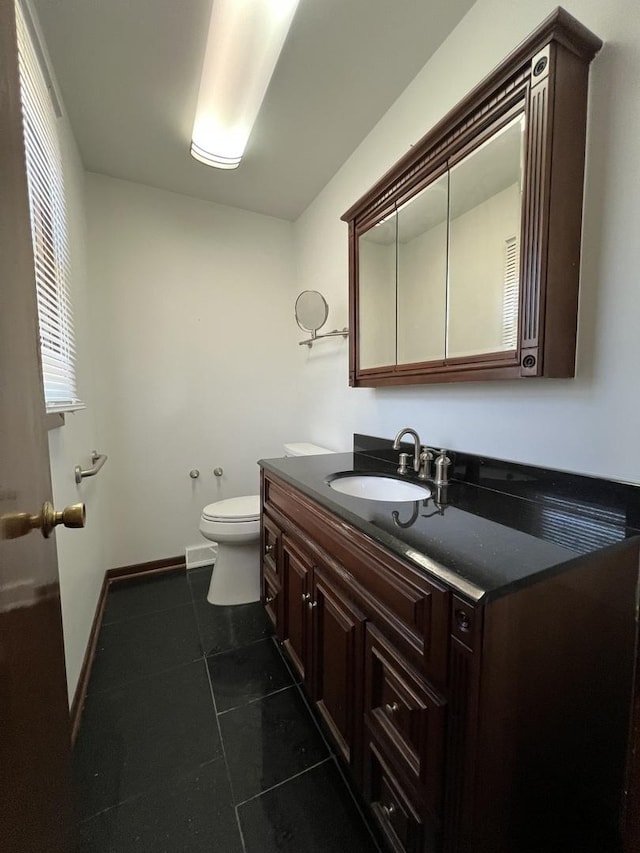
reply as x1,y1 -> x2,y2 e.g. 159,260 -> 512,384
16,1 -> 83,413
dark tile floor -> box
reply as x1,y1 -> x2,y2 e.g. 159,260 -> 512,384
74,567 -> 380,852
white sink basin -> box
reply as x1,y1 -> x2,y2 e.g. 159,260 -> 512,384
327,474 -> 431,502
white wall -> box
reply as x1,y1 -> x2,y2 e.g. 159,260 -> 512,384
86,175 -> 302,569
45,112 -> 106,704
293,0 -> 640,482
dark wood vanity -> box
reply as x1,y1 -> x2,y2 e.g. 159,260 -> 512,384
341,8 -> 602,387
259,444 -> 640,853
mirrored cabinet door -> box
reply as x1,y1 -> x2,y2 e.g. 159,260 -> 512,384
344,10 -> 602,386
446,114 -> 525,360
358,213 -> 396,370
397,173 -> 448,365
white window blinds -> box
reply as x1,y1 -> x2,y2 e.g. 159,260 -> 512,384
502,236 -> 519,349
16,1 -> 83,413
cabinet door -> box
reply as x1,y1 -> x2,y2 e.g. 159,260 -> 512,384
261,513 -> 280,581
261,514 -> 283,635
261,570 -> 279,631
282,535 -> 313,682
309,564 -> 366,767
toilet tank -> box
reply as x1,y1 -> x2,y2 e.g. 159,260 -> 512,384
283,442 -> 333,456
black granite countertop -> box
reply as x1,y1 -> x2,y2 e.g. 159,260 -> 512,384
259,436 -> 640,604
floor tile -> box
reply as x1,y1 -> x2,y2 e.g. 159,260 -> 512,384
74,660 -> 221,819
194,599 -> 273,656
238,760 -> 378,853
89,603 -> 201,692
102,571 -> 192,625
220,686 -> 329,803
77,759 -> 243,853
206,637 -> 293,713
186,565 -> 213,596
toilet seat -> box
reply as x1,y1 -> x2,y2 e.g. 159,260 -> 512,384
201,495 -> 260,523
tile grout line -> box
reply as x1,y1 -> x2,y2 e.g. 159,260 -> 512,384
189,578 -> 243,848
268,637 -> 382,849
234,756 -> 333,809
86,653 -> 206,697
216,681 -> 295,716
75,756 -> 225,827
202,655 -> 248,853
204,633 -> 275,660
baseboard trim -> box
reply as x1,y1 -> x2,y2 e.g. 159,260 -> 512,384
106,554 -> 186,583
69,555 -> 187,744
69,573 -> 109,745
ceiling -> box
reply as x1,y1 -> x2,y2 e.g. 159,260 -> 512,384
33,0 -> 476,221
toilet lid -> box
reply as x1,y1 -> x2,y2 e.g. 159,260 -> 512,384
202,495 -> 260,522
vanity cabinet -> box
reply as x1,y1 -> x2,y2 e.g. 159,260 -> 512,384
341,9 -> 602,387
260,466 -> 638,853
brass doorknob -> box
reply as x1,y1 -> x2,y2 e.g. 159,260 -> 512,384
1,501 -> 86,540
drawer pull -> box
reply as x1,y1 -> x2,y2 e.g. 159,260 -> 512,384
384,702 -> 400,715
265,543 -> 275,554
301,593 -> 311,602
381,803 -> 396,820
265,595 -> 275,604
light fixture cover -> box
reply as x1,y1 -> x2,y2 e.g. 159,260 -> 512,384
191,0 -> 300,170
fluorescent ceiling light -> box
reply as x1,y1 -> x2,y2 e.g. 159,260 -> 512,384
191,0 -> 300,170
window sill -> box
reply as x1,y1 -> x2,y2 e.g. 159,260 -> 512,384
46,412 -> 65,430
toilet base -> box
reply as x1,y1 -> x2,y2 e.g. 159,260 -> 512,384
206,540 -> 260,606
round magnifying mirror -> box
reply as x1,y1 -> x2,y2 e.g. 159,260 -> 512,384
295,290 -> 328,333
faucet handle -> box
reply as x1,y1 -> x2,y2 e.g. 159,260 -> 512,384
418,447 -> 434,480
434,449 -> 451,486
397,452 -> 410,475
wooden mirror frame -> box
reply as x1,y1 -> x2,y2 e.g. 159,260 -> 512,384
341,8 -> 602,388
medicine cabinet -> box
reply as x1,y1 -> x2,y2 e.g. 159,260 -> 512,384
341,8 -> 602,387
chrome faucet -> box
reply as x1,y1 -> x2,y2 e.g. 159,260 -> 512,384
393,427 -> 421,474
393,428 -> 449,484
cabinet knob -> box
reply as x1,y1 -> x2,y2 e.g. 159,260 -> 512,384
265,595 -> 274,604
384,702 -> 400,715
308,600 -> 318,609
381,803 -> 396,820
301,593 -> 311,602
265,543 -> 275,554
455,608 -> 471,632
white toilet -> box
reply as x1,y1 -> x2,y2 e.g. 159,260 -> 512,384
199,442 -> 333,606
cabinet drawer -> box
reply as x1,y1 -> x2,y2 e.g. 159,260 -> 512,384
364,735 -> 439,853
261,514 -> 280,580
365,624 -> 445,818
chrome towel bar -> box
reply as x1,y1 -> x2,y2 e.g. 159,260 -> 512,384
75,451 -> 108,484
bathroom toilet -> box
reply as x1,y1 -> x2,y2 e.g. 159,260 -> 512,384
200,442 -> 333,606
